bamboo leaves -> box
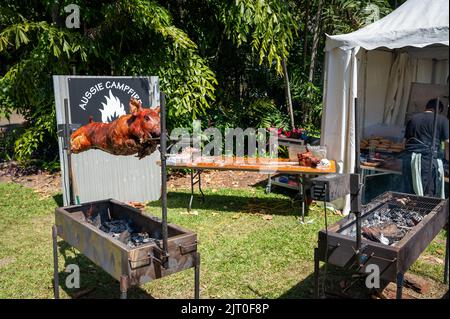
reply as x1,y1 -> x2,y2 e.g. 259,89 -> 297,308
221,0 -> 297,74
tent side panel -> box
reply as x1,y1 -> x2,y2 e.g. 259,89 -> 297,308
363,50 -> 393,131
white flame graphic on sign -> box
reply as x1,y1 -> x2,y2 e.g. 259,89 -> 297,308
100,90 -> 126,123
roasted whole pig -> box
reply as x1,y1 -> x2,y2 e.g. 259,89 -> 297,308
70,98 -> 160,159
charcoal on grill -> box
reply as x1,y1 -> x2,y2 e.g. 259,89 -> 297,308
342,203 -> 427,245
85,212 -> 156,248
128,233 -> 157,248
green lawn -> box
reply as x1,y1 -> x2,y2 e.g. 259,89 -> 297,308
0,182 -> 447,299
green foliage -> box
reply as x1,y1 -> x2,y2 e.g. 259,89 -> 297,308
0,18 -> 87,165
119,0 -> 217,120
245,98 -> 290,130
221,0 -> 297,74
0,129 -> 19,161
0,0 -> 399,166
322,0 -> 393,34
290,70 -> 323,130
0,0 -> 219,164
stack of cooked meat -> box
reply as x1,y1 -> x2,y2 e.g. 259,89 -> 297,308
360,136 -> 404,153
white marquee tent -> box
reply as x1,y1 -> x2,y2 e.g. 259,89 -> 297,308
320,0 -> 449,214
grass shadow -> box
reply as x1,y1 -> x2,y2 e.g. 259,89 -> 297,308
54,241 -> 154,299
53,194 -> 63,207
278,264 -> 386,299
148,191 -> 304,217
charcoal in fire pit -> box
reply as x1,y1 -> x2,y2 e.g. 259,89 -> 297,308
85,214 -> 158,248
385,208 -> 423,228
100,219 -> 134,234
127,232 -> 156,248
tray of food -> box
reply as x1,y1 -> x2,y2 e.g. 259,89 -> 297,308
360,136 -> 404,153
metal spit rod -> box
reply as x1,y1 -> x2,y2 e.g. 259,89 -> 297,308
160,92 -> 169,266
64,99 -> 75,205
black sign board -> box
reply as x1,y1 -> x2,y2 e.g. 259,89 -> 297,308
67,77 -> 153,125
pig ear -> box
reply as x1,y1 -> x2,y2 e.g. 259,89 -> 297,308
153,106 -> 160,113
129,98 -> 142,116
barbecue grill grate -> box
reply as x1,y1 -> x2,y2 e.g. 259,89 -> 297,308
366,192 -> 442,212
340,193 -> 444,245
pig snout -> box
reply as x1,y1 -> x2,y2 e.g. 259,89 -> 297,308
144,114 -> 161,138
150,124 -> 161,137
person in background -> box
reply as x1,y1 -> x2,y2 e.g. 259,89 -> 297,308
402,98 -> 449,198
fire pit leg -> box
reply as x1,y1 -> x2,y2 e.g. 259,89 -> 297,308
52,225 -> 60,299
120,275 -> 129,299
314,248 -> 320,298
194,252 -> 201,299
396,272 -> 404,299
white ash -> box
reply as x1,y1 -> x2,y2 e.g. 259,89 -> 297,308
342,206 -> 425,245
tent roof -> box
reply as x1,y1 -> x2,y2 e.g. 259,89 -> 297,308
325,0 -> 449,51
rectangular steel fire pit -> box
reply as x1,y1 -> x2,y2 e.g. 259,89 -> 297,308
53,199 -> 199,298
314,191 -> 448,298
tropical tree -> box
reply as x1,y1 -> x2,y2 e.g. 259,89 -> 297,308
0,0 -> 399,165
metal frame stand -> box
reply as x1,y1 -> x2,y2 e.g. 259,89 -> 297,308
160,93 -> 170,268
120,275 -> 129,299
52,225 -> 60,299
266,173 -> 309,223
396,272 -> 404,299
188,169 -> 205,212
194,252 -> 201,299
314,248 -> 320,298
161,93 -> 200,299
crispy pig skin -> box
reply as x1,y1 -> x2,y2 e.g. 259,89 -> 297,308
70,98 -> 160,159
